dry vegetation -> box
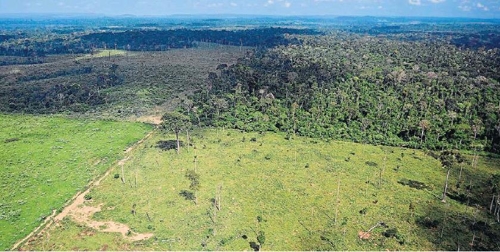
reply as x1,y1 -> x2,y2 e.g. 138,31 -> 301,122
0,44 -> 247,118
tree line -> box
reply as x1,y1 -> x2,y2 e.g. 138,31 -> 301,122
188,32 -> 500,153
0,28 -> 319,58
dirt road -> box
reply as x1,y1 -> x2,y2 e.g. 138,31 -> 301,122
12,129 -> 157,250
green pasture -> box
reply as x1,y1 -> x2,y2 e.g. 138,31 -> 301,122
0,114 -> 152,250
22,128 -> 500,250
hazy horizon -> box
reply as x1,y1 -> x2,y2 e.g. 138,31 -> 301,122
0,0 -> 499,19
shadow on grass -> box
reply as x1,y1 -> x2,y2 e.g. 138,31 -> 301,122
156,140 -> 183,151
414,202 -> 500,251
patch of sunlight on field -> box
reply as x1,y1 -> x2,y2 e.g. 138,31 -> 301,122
75,49 -> 127,60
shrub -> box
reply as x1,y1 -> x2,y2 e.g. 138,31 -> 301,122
359,207 -> 367,215
257,231 -> 266,246
179,190 -> 195,200
383,228 -> 398,238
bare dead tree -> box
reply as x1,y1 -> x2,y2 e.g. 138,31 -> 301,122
121,164 -> 126,184
335,177 -> 341,224
216,184 -> 222,211
442,168 -> 451,202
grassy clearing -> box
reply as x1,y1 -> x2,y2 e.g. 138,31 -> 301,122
75,49 -> 128,60
0,114 -> 152,250
20,128 -> 500,250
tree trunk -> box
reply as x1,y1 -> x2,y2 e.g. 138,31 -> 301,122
420,129 -> 425,144
216,185 -> 222,211
490,195 -> 496,213
194,156 -> 197,172
335,177 -> 340,224
121,164 -> 125,184
458,164 -> 463,183
175,131 -> 180,154
442,168 -> 451,202
186,129 -> 190,152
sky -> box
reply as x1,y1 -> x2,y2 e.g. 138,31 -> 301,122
0,0 -> 499,18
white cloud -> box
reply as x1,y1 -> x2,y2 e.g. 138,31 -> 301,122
477,2 -> 489,11
408,0 -> 421,5
429,0 -> 445,3
230,2 -> 237,7
207,3 -> 223,7
284,1 -> 291,7
459,5 -> 471,11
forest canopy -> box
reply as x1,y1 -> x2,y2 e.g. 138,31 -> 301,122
0,27 -> 319,57
189,32 -> 500,153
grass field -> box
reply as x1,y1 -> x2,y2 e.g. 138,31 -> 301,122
0,114 -> 152,250
20,128 -> 500,250
75,49 -> 128,60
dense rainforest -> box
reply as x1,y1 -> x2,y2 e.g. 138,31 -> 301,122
189,32 -> 500,154
0,27 -> 318,58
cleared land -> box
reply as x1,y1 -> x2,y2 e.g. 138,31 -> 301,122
0,114 -> 152,250
20,128 -> 500,250
75,49 -> 128,60
0,45 -> 247,118
0,45 -> 246,250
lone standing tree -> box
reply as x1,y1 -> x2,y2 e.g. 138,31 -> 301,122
160,111 -> 191,154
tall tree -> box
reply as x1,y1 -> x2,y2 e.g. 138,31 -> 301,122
160,111 -> 191,154
419,119 -> 431,145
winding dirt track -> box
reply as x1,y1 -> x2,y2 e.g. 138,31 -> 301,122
12,129 -> 157,250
